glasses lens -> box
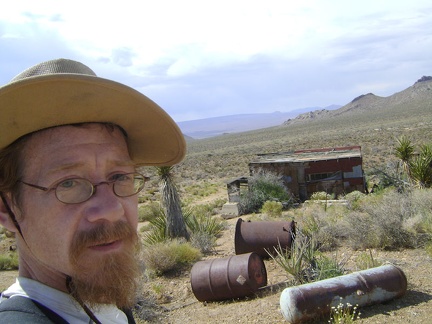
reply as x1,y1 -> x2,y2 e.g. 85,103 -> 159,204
55,178 -> 94,204
113,173 -> 145,197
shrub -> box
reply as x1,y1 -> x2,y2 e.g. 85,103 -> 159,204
344,190 -> 416,250
183,206 -> 225,253
343,190 -> 366,210
142,211 -> 167,246
295,204 -> 345,251
269,231 -> 315,284
239,171 -> 291,214
355,250 -> 381,270
261,200 -> 283,217
138,202 -> 163,222
313,253 -> 346,281
0,253 -> 19,270
426,241 -> 432,257
184,208 -> 225,237
141,239 -> 201,276
190,231 -> 217,254
410,188 -> 432,234
270,230 -> 345,284
141,202 -> 226,249
310,191 -> 335,200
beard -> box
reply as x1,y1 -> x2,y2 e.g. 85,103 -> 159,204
68,221 -> 141,309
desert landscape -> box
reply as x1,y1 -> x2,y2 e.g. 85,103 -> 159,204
1,77 -> 432,323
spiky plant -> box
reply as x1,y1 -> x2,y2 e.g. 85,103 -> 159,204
409,144 -> 432,188
395,136 -> 414,180
155,166 -> 189,240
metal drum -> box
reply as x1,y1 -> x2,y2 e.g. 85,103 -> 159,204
280,264 -> 408,323
235,218 -> 295,257
190,252 -> 267,302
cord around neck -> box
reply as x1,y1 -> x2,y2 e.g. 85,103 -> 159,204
66,276 -> 102,324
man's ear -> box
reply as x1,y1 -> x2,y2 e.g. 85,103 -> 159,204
0,194 -> 19,233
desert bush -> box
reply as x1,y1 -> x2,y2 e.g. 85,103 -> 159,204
138,202 -> 162,222
344,190 -> 416,250
184,211 -> 224,238
142,211 -> 167,246
355,250 -> 382,270
0,252 -> 19,270
269,232 -> 315,284
188,199 -> 226,217
344,211 -> 378,250
183,206 -> 225,253
261,200 -> 283,217
142,204 -> 225,251
425,241 -> 432,257
141,239 -> 202,276
409,188 -> 432,234
190,231 -> 217,254
294,204 -> 345,251
310,191 -> 335,200
270,230 -> 345,284
343,190 -> 366,210
239,171 -> 291,214
183,181 -> 219,198
312,254 -> 346,281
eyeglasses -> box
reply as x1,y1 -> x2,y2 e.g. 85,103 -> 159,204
19,172 -> 146,204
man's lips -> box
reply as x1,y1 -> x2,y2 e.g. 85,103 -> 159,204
88,239 -> 122,251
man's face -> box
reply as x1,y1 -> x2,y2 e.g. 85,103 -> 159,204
15,124 -> 140,307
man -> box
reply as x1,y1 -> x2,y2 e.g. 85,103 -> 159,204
0,58 -> 186,323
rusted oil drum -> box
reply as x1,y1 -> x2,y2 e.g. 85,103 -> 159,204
235,218 -> 295,257
280,264 -> 407,323
190,252 -> 267,302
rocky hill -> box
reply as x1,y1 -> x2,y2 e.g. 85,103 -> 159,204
284,76 -> 432,125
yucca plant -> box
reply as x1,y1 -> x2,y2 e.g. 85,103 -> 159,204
409,145 -> 432,188
155,166 -> 189,240
184,208 -> 224,237
142,211 -> 167,246
395,136 -> 414,178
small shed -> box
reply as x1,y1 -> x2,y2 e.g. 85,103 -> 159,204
248,146 -> 366,201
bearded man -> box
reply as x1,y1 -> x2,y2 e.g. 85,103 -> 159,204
0,59 -> 185,323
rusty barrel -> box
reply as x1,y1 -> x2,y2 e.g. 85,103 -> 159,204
190,252 -> 267,302
235,218 -> 295,257
280,264 -> 407,323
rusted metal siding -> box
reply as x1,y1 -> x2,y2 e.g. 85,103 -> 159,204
306,157 -> 363,174
248,147 -> 366,201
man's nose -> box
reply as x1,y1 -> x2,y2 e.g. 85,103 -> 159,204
83,183 -> 124,223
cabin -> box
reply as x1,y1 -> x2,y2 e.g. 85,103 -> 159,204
248,146 -> 366,201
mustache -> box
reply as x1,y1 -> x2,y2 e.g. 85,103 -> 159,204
70,221 -> 137,259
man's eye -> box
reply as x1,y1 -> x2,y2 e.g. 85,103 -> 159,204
111,174 -> 130,182
58,179 -> 77,189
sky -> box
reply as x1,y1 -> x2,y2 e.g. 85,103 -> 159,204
1,0 -> 431,122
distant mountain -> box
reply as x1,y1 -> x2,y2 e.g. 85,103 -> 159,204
284,76 -> 432,125
178,105 -> 341,139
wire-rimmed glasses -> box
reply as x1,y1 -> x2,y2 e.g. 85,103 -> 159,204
19,172 -> 146,204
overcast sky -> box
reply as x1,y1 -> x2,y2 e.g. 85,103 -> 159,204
1,0 -> 431,122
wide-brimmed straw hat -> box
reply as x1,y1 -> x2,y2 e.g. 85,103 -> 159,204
0,58 -> 186,166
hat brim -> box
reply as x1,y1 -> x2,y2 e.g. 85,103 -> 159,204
0,74 -> 186,166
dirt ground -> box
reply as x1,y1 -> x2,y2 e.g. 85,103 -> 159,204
1,215 -> 431,323
135,215 -> 432,324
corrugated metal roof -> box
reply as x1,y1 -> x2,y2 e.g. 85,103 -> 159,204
250,147 -> 362,163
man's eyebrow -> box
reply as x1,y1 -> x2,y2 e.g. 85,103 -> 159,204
46,160 -> 136,175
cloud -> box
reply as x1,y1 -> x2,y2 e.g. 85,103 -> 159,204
1,1 -> 431,121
